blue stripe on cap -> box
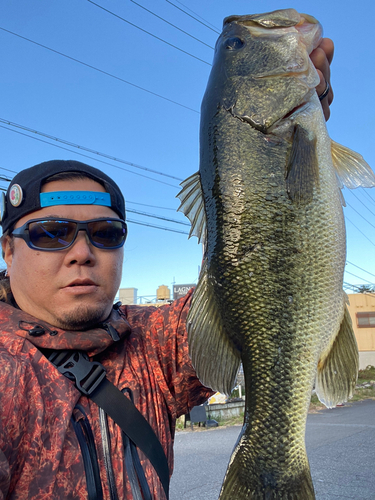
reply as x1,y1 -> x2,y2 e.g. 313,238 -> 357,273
40,191 -> 111,207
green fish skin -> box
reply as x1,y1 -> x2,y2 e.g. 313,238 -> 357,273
177,9 -> 375,500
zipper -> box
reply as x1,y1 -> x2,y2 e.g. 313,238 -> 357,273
72,404 -> 104,500
99,407 -> 120,500
100,389 -> 153,500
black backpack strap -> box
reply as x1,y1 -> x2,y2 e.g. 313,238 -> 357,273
47,350 -> 170,499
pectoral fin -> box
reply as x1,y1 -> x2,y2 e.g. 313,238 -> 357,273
315,300 -> 359,408
331,140 -> 375,189
176,172 -> 207,245
187,260 -> 241,395
286,124 -> 319,205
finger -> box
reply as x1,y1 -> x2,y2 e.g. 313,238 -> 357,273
315,68 -> 328,97
318,38 -> 334,64
320,92 -> 331,121
310,38 -> 334,121
315,71 -> 332,121
311,47 -> 331,90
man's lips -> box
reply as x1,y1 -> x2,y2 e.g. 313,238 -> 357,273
66,279 -> 97,287
62,279 -> 99,293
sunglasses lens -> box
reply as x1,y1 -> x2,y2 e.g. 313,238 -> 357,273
28,220 -> 76,249
87,220 -> 127,248
20,219 -> 126,250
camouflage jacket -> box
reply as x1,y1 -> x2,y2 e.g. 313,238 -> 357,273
0,290 -> 212,499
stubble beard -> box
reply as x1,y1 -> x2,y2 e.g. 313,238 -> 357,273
56,303 -> 110,330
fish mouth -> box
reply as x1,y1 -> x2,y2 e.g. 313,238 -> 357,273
223,10 -> 322,67
224,9 -> 311,29
223,10 -> 321,55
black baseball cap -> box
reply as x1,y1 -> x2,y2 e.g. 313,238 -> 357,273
0,160 -> 126,233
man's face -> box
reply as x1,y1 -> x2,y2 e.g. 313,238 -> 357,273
2,178 -> 124,330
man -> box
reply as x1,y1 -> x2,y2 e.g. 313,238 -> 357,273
0,43 -> 333,499
0,160 -> 213,500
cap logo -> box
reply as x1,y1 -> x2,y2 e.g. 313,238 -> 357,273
9,184 -> 23,207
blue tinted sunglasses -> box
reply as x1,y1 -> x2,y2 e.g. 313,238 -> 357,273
12,218 -> 127,251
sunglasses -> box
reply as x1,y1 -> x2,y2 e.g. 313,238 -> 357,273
11,218 -> 127,251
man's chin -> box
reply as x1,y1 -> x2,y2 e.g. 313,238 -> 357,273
56,304 -> 110,331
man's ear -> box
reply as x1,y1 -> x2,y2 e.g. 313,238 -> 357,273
2,236 -> 13,276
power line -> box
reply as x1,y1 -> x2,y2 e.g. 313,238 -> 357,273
0,119 -> 183,182
361,187 -> 375,207
87,0 -> 212,66
345,201 -> 375,230
170,0 -> 220,31
127,218 -> 189,234
345,216 -> 375,248
349,190 -> 375,217
127,208 -> 189,226
130,0 -> 214,50
165,0 -> 220,34
345,270 -> 375,285
0,26 -> 199,114
343,282 -> 375,298
127,200 -> 176,211
0,124 -> 179,188
0,166 -> 18,174
346,260 -> 375,279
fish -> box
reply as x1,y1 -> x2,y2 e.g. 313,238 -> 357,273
177,8 -> 375,500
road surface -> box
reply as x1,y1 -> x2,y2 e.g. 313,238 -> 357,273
170,399 -> 375,500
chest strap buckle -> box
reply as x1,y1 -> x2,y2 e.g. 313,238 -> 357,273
48,350 -> 106,396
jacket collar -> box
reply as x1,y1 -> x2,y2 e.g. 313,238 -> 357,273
0,301 -> 131,356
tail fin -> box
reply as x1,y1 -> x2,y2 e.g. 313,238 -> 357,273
219,446 -> 315,500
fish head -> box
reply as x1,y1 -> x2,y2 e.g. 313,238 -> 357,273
202,9 -> 322,133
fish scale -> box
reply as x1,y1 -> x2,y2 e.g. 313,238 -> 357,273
177,8 -> 374,499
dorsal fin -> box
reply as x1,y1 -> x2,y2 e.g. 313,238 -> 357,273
176,172 -> 207,245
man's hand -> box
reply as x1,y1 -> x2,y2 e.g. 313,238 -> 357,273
310,37 -> 334,121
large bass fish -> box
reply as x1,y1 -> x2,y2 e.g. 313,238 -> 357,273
177,8 -> 375,500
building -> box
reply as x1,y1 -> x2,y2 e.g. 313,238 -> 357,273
347,293 -> 375,369
118,287 -> 138,306
117,286 -> 172,306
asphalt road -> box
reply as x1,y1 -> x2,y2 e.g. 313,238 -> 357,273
170,399 -> 375,500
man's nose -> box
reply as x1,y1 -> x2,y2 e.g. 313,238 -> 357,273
65,230 -> 96,264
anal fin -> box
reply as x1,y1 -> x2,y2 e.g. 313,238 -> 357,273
315,301 -> 359,408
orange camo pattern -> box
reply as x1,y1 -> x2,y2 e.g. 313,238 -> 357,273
0,290 -> 213,499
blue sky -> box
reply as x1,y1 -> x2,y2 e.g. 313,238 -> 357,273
1,0 -> 375,299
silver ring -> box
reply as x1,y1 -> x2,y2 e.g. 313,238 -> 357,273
319,81 -> 330,101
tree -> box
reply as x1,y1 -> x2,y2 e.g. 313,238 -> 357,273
357,284 -> 375,293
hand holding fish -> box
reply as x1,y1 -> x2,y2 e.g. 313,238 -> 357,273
311,37 -> 334,120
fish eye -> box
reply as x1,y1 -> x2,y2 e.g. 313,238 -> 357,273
225,37 -> 244,50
